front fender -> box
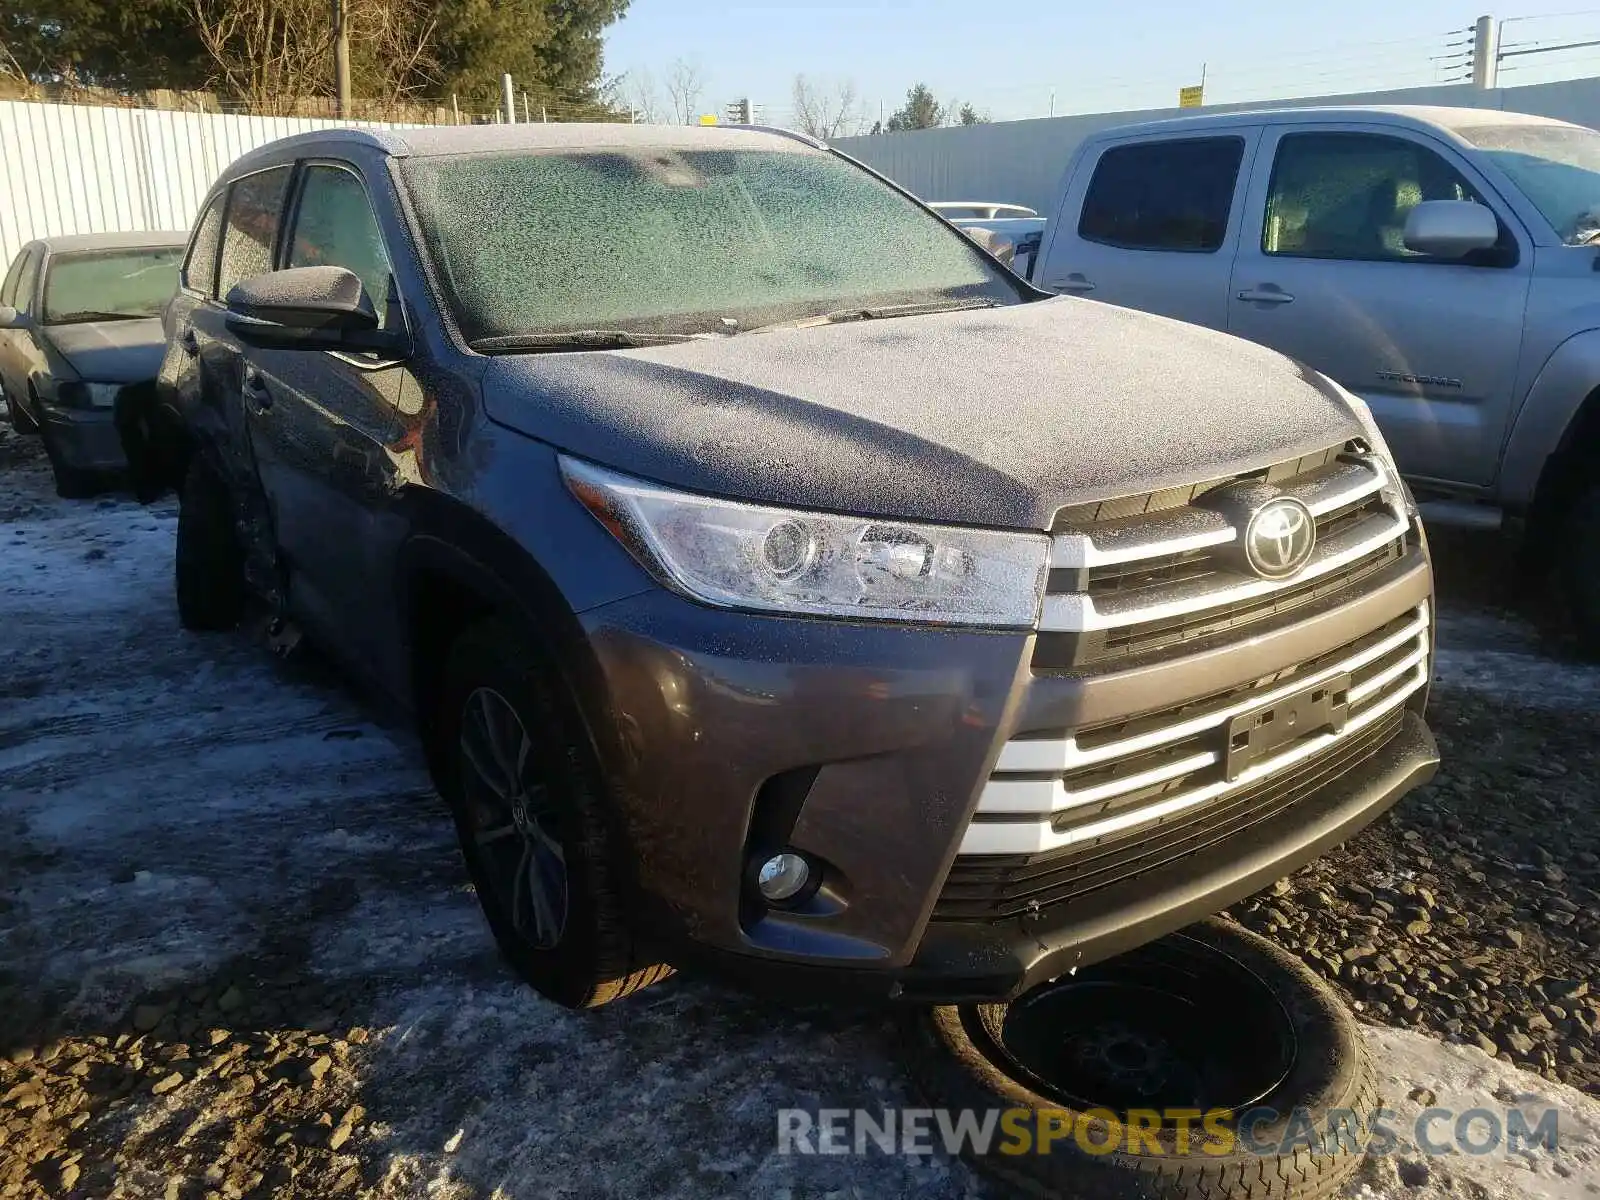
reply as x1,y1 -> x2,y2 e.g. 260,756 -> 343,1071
1500,329 -> 1600,511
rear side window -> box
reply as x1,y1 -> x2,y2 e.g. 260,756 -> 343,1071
218,166 -> 292,298
183,194 -> 226,297
1078,137 -> 1245,252
1,251 -> 26,307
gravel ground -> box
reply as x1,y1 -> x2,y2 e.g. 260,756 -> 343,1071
3,414 -> 1599,1200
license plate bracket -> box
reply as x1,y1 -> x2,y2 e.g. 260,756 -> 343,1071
1224,673 -> 1350,782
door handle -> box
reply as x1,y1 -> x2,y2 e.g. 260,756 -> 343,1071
1236,287 -> 1295,305
1058,273 -> 1096,293
241,366 -> 272,412
180,329 -> 200,356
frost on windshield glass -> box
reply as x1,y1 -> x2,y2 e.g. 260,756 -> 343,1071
400,148 -> 1007,340
1463,124 -> 1600,244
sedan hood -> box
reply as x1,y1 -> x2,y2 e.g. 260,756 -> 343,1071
43,318 -> 166,382
481,298 -> 1364,531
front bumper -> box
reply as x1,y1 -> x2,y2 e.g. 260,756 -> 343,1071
579,546 -> 1436,1003
40,404 -> 126,471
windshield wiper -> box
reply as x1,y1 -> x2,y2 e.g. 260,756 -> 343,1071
47,310 -> 148,324
749,298 -> 1001,333
469,330 -> 704,353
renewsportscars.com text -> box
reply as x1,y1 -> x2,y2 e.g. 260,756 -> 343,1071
777,1106 -> 1561,1158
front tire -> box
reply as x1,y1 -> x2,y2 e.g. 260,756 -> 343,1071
438,619 -> 671,1008
41,427 -> 99,499
175,458 -> 245,631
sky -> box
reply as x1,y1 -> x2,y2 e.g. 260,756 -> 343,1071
601,1 -> 1600,129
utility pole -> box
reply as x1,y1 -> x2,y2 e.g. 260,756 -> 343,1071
1048,88 -> 1055,118
502,73 -> 517,123
332,0 -> 352,117
1471,14 -> 1499,88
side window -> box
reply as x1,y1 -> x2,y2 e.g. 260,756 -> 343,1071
1264,132 -> 1487,262
183,194 -> 226,297
218,166 -> 293,298
1,251 -> 26,307
286,165 -> 399,329
14,251 -> 42,314
1078,137 -> 1245,253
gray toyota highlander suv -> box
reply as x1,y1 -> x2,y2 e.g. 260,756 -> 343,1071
158,123 -> 1439,1008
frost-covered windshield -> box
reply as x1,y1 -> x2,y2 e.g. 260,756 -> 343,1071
1460,123 -> 1600,245
398,147 -> 1024,342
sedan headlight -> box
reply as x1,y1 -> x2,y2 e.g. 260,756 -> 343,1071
56,381 -> 122,409
561,457 -> 1050,628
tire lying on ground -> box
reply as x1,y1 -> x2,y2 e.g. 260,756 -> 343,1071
899,919 -> 1376,1200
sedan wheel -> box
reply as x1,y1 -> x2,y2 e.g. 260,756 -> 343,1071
458,686 -> 569,951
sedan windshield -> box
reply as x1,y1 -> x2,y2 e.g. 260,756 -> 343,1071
43,247 -> 182,325
398,146 -> 1025,342
1460,123 -> 1600,245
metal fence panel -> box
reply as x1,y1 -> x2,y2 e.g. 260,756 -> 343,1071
0,100 -> 415,265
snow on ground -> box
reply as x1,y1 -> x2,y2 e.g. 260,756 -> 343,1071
3,422 -> 1599,1198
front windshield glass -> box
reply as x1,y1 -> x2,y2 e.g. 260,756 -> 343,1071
398,146 -> 1024,342
1459,123 -> 1600,245
42,247 -> 183,324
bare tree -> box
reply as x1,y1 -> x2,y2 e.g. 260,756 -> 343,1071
190,0 -> 334,114
624,67 -> 664,123
791,74 -> 864,139
664,57 -> 704,125
349,0 -> 443,108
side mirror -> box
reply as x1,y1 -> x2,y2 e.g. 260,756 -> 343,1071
224,266 -> 399,353
1403,200 -> 1499,258
963,227 -> 1016,267
0,304 -> 25,330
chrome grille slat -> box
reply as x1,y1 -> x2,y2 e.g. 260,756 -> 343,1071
999,607 -> 1429,774
1039,454 -> 1407,637
960,604 -> 1429,856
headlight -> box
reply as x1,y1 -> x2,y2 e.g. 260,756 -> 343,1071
561,457 -> 1050,628
56,381 -> 121,409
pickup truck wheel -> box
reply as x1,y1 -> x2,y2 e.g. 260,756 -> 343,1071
1559,485 -> 1600,658
439,619 -> 672,1008
175,459 -> 246,631
899,920 -> 1375,1200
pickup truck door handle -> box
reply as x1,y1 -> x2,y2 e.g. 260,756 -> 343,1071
241,366 -> 273,412
1236,287 -> 1295,305
180,329 -> 200,356
1058,273 -> 1096,293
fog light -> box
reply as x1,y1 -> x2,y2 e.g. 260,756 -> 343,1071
756,852 -> 811,902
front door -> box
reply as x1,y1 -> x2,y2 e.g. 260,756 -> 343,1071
239,160 -> 421,669
1227,126 -> 1532,487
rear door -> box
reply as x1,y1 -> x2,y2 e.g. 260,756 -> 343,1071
240,159 -> 420,664
1034,131 -> 1260,329
194,164 -> 296,601
1226,124 -> 1532,486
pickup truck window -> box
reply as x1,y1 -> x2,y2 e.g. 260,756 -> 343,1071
398,147 -> 1023,341
1458,123 -> 1600,245
1264,132 -> 1483,262
1078,137 -> 1244,253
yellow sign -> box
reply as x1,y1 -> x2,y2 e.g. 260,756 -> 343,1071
1179,85 -> 1204,108
698,113 -> 719,125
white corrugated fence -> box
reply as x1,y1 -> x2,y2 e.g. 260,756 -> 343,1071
0,101 -> 415,266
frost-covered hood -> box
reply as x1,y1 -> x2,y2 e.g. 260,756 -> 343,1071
481,297 -> 1365,530
42,318 -> 166,382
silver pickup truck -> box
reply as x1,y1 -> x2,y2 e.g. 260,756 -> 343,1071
964,105 -> 1600,649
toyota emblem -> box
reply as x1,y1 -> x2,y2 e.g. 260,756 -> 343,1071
1244,498 -> 1316,580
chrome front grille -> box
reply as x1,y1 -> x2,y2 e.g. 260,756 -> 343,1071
1035,450 -> 1411,669
959,603 -> 1430,858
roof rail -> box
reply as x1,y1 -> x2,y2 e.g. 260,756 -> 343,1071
726,124 -> 827,150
